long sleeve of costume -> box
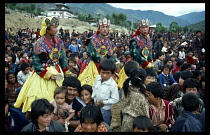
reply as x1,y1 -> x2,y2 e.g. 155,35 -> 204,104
58,49 -> 69,72
87,40 -> 102,63
130,40 -> 153,68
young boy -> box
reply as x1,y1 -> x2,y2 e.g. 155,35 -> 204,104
19,51 -> 29,64
170,92 -> 202,132
92,59 -> 119,126
68,38 -> 79,53
146,82 -> 174,132
170,78 -> 205,120
17,62 -> 31,86
144,68 -> 157,86
154,51 -> 165,74
133,116 -> 153,132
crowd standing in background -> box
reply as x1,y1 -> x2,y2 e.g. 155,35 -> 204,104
5,17 -> 205,132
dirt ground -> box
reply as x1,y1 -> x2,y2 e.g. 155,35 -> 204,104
110,102 -> 121,132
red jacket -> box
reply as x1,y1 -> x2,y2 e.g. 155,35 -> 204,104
149,99 -> 174,129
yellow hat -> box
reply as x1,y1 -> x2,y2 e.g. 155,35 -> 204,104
40,17 -> 59,36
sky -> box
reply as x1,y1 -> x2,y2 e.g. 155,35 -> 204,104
107,3 -> 205,17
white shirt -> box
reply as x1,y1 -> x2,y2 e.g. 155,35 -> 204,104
92,75 -> 119,110
17,71 -> 31,85
178,51 -> 185,59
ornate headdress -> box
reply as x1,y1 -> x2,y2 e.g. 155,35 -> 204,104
40,17 -> 59,36
138,19 -> 149,27
98,18 -> 110,27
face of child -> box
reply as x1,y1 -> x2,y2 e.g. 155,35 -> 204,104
145,90 -> 158,104
22,53 -> 27,58
171,57 -> 175,61
81,120 -> 98,132
69,61 -> 75,67
66,87 -> 78,101
144,76 -> 156,86
55,93 -> 66,105
7,56 -> 12,62
188,52 -> 193,57
37,113 -> 52,130
185,87 -> 198,95
100,69 -> 113,82
133,127 -> 149,132
159,55 -> 165,61
162,67 -> 169,75
8,74 -> 16,84
80,90 -> 92,104
71,40 -> 76,44
23,67 -> 30,75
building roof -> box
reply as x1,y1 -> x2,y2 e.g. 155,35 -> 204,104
55,3 -> 70,9
48,8 -> 73,14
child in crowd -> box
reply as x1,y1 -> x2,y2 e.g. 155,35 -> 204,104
144,68 -> 157,86
79,84 -> 94,105
5,61 -> 9,77
92,59 -> 119,126
6,72 -> 22,107
178,46 -> 185,60
121,68 -> 149,132
21,98 -> 66,132
7,54 -> 17,73
75,105 -> 112,132
158,64 -> 177,89
68,57 -> 79,77
19,51 -> 29,64
170,55 -> 177,70
161,41 -> 168,53
68,38 -> 79,53
17,62 -> 31,86
51,86 -> 75,126
170,92 -> 202,132
146,82 -> 174,132
133,116 -> 153,132
170,78 -> 205,120
154,51 -> 165,74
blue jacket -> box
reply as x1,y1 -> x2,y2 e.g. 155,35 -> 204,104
170,110 -> 202,132
158,73 -> 177,87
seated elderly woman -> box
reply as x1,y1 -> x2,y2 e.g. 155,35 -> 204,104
75,105 -> 112,132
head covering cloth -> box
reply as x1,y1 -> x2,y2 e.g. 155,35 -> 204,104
132,19 -> 150,38
40,17 -> 59,36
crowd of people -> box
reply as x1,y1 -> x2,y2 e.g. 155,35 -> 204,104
5,16 -> 205,132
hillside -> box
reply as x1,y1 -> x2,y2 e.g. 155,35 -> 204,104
186,20 -> 205,32
5,9 -> 130,34
177,11 -> 205,24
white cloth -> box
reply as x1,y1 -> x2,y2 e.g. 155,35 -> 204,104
17,71 -> 31,85
92,75 -> 119,110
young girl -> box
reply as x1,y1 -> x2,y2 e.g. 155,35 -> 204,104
121,68 -> 149,132
6,72 -> 22,107
178,46 -> 185,60
50,86 -> 75,126
79,84 -> 94,105
19,51 -> 29,64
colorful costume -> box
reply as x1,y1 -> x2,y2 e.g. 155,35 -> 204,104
78,18 -> 116,86
14,17 -> 70,112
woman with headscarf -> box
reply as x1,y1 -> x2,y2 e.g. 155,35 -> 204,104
14,17 -> 71,118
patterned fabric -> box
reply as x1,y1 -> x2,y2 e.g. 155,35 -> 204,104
121,85 -> 149,132
130,35 -> 153,68
75,122 -> 108,132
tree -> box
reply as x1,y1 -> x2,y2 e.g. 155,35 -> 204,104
169,22 -> 179,33
118,13 -> 127,27
183,26 -> 189,33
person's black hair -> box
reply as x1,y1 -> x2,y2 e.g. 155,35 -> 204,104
6,72 -> 17,83
157,34 -> 163,39
181,63 -> 191,71
8,54 -> 16,64
80,105 -> 103,127
20,62 -> 30,71
200,74 -> 205,83
144,68 -> 156,77
133,116 -> 153,132
182,92 -> 200,112
62,76 -> 81,93
123,68 -> 147,98
31,98 -> 54,124
124,61 -> 139,77
161,64 -> 171,72
176,60 -> 184,67
80,84 -> 92,95
178,46 -> 184,51
196,30 -> 201,34
5,61 -> 9,68
155,51 -> 164,59
20,51 -> 26,57
183,78 -> 200,93
192,70 -> 202,79
68,57 -> 77,64
146,82 -> 164,99
14,47 -> 22,53
167,49 -> 172,54
54,86 -> 67,98
163,58 -> 172,65
66,50 -> 72,56
179,70 -> 193,80
99,59 -> 116,74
